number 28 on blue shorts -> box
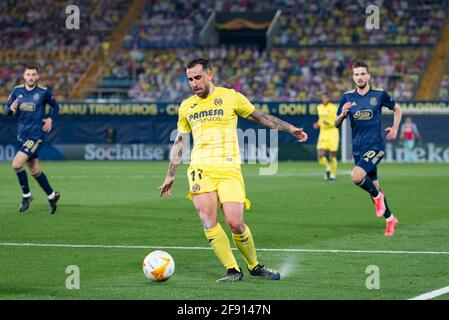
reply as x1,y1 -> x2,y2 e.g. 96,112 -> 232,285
19,139 -> 43,158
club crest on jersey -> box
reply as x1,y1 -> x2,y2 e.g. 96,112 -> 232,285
192,183 -> 201,192
354,110 -> 373,120
19,102 -> 36,112
370,97 -> 377,106
33,93 -> 40,101
214,98 -> 223,106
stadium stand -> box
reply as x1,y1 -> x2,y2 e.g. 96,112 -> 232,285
98,46 -> 429,102
0,0 -> 132,100
274,0 -> 448,46
90,0 -> 447,102
1,0 -> 448,101
121,0 -> 298,49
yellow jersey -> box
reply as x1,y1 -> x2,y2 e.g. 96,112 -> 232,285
317,103 -> 338,133
177,87 -> 255,169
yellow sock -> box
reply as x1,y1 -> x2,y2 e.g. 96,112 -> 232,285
318,156 -> 330,171
330,157 -> 338,178
232,225 -> 259,271
204,223 -> 239,271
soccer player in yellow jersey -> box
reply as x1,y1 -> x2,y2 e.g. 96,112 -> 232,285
313,93 -> 339,181
159,58 -> 308,283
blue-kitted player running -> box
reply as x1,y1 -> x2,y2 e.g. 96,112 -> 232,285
335,61 -> 402,236
6,64 -> 61,214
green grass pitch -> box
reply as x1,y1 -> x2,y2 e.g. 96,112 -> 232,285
0,161 -> 448,300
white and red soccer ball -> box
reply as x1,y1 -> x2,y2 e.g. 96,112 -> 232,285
142,250 -> 175,282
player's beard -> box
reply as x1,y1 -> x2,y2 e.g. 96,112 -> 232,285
356,82 -> 367,89
202,84 -> 210,98
26,79 -> 38,88
195,84 -> 210,98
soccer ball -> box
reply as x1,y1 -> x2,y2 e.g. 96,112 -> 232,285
142,250 -> 175,282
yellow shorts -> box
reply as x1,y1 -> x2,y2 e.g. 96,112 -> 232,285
186,166 -> 251,210
317,133 -> 339,152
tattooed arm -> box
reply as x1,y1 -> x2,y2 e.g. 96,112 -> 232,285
246,108 -> 308,142
159,132 -> 189,197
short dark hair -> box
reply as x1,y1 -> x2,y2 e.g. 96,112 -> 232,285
24,64 -> 39,73
352,60 -> 369,72
186,58 -> 211,72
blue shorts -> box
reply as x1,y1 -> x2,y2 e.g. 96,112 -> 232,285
18,138 -> 44,159
353,149 -> 385,181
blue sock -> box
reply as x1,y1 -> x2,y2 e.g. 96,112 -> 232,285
33,171 -> 54,196
16,169 -> 30,195
356,176 -> 379,198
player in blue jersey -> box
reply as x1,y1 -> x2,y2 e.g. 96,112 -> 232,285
335,61 -> 402,236
6,64 -> 61,214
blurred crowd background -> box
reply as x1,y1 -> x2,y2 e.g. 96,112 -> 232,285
0,0 -> 448,102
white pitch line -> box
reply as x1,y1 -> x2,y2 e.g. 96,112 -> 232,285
0,242 -> 449,255
409,286 -> 449,300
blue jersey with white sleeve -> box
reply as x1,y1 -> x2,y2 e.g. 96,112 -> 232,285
6,84 -> 60,143
337,87 -> 396,156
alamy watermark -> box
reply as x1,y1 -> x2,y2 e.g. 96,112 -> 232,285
65,265 -> 80,290
365,265 -> 380,289
66,5 -> 80,30
365,4 -> 380,30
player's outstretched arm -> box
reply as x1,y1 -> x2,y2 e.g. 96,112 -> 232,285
385,103 -> 402,141
246,109 -> 308,142
159,132 -> 189,198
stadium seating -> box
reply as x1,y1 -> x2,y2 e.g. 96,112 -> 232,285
122,0 -> 448,49
0,0 -> 132,100
1,0 -> 448,101
274,0 -> 448,46
97,46 -> 429,102
122,0 -> 289,49
92,0 -> 445,102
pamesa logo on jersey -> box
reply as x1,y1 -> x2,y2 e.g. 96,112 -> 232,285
354,110 -> 373,120
188,108 -> 224,121
19,102 -> 36,112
